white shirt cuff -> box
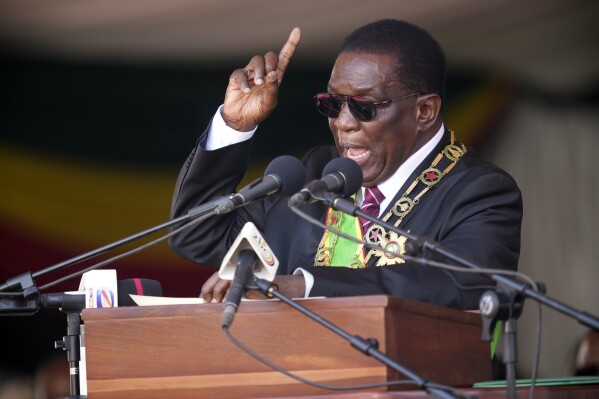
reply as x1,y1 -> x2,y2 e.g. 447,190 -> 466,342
204,105 -> 257,150
293,268 -> 314,298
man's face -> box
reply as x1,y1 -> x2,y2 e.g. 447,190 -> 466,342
327,52 -> 421,187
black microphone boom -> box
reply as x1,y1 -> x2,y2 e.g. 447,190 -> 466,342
0,155 -> 303,295
222,250 -> 259,328
324,195 -> 599,331
288,157 -> 362,207
40,293 -> 86,310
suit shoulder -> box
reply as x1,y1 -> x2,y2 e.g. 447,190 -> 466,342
459,148 -> 519,186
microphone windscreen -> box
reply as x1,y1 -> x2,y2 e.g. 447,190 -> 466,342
117,278 -> 163,306
264,155 -> 306,196
323,157 -> 363,196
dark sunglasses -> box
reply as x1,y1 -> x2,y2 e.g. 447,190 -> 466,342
313,92 -> 421,122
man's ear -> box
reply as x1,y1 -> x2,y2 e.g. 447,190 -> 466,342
416,94 -> 442,132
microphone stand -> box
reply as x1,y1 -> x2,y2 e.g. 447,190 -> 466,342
41,293 -> 87,399
324,194 -> 599,399
0,196 -> 231,295
0,293 -> 87,397
478,289 -> 523,399
326,194 -> 599,330
252,277 -> 465,399
0,197 -> 229,397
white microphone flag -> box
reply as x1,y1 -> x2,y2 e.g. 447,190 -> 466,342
218,222 -> 279,281
78,269 -> 118,308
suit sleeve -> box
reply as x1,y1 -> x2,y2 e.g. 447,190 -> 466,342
169,122 -> 338,270
305,166 -> 523,310
168,122 -> 258,268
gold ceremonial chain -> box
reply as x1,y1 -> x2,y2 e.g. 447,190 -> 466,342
316,130 -> 466,268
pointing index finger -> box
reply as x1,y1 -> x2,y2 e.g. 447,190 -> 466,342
276,27 -> 301,84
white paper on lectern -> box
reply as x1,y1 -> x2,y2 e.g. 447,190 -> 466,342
130,294 -> 205,306
218,222 -> 279,281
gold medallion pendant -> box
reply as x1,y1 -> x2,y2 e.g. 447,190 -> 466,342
368,230 -> 408,266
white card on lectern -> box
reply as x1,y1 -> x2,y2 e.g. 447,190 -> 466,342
78,269 -> 118,308
218,222 -> 279,281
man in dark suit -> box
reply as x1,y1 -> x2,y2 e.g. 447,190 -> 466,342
169,20 -> 522,310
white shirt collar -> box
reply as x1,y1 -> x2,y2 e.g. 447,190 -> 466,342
360,124 -> 445,214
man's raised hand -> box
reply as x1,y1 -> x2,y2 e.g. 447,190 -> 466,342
222,27 -> 301,132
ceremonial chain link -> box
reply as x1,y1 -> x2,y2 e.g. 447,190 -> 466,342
363,131 -> 466,265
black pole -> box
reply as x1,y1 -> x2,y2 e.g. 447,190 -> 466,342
323,194 -> 598,398
40,293 -> 87,398
0,198 -> 228,293
253,278 -> 464,399
327,195 -> 599,331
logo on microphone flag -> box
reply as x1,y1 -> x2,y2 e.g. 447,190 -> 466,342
78,269 -> 118,308
96,287 -> 115,308
219,222 -> 279,281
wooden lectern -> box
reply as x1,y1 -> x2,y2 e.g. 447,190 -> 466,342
82,295 -> 491,399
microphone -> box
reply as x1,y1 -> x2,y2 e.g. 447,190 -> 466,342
40,292 -> 86,310
38,279 -> 162,309
217,155 -> 306,214
219,222 -> 279,327
117,278 -> 163,306
288,157 -> 363,207
221,250 -> 259,328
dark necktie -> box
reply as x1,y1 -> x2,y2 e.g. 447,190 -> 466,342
360,186 -> 385,236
